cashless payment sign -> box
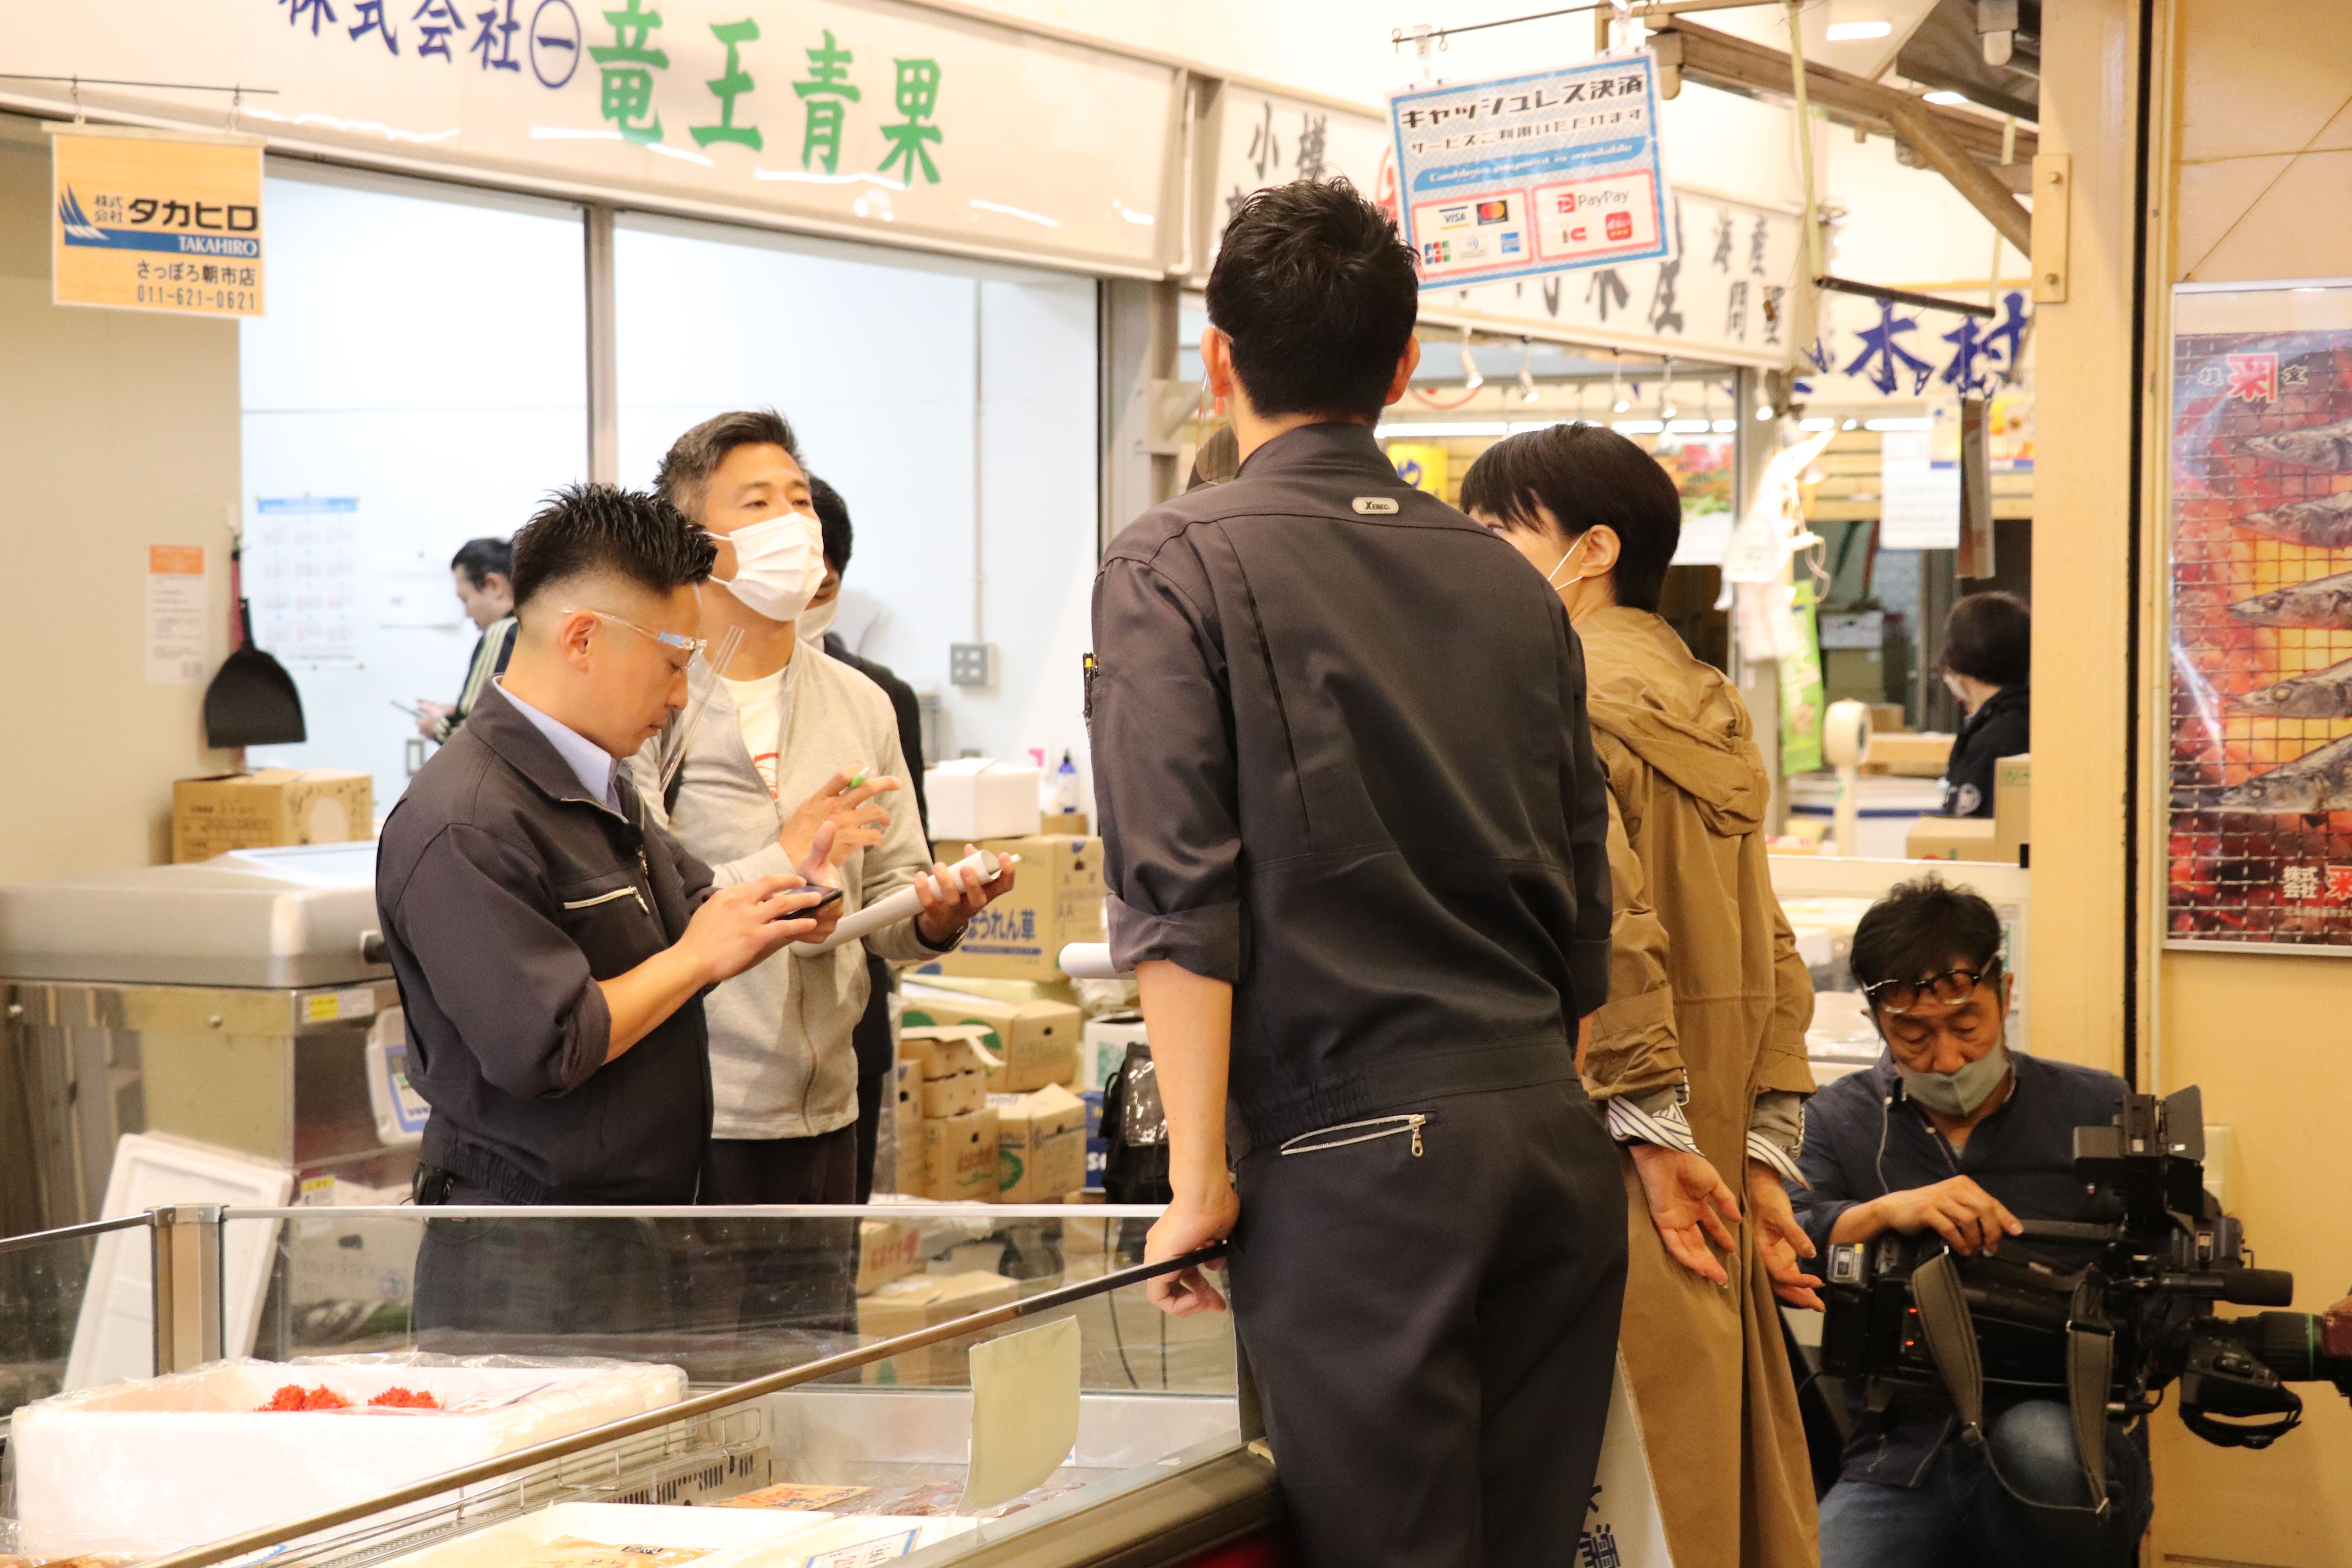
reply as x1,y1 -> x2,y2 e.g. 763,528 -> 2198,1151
49,126 -> 264,318
1388,55 -> 1673,290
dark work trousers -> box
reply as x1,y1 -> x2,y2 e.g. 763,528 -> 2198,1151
412,1181 -> 685,1359
694,1125 -> 861,1378
1228,1078 -> 1626,1568
851,953 -> 897,1201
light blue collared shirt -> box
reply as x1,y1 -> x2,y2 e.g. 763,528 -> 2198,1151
496,679 -> 620,809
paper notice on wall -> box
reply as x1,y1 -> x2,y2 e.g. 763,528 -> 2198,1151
248,496 -> 361,664
377,552 -> 462,628
1879,429 -> 1961,549
145,544 -> 207,684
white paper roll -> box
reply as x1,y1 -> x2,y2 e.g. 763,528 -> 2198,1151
1056,942 -> 1126,980
787,849 -> 1011,957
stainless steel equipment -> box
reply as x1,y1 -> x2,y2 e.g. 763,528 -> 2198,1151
0,842 -> 403,1236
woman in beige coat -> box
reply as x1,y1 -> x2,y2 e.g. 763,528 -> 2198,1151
1465,423 -> 1822,1568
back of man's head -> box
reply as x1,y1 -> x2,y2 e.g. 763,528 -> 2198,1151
654,408 -> 804,522
1460,422 -> 1682,612
1849,877 -> 2004,990
1205,180 -> 1420,424
809,475 -> 852,573
450,535 -> 513,589
1942,590 -> 2031,688
511,483 -> 715,625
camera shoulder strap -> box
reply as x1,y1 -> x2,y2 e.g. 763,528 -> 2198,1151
1909,1250 -> 1986,1434
2067,1279 -> 2114,1514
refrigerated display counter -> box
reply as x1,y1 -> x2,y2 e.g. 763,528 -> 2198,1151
0,1203 -> 1281,1568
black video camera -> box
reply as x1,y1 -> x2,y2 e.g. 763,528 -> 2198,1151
1819,1085 -> 2352,1452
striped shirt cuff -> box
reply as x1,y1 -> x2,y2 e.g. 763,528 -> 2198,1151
1746,1131 -> 1807,1185
1606,1091 -> 1705,1157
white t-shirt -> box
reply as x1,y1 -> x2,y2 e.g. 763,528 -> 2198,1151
724,670 -> 788,799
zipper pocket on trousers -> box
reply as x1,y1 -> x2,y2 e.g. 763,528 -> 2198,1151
562,886 -> 650,916
1278,1113 -> 1428,1159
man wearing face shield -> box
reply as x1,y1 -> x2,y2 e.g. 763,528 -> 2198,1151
643,409 -> 1016,1211
1786,878 -> 2150,1566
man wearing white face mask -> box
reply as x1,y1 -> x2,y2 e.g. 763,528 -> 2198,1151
641,409 -> 1018,1213
1788,878 -> 2147,1566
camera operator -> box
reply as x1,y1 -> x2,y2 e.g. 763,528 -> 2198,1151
1790,877 -> 2152,1566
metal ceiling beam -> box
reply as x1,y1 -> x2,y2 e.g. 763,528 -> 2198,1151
1655,18 -> 2038,243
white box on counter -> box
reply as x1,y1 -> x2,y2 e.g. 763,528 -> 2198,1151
12,1356 -> 686,1560
923,759 -> 1041,841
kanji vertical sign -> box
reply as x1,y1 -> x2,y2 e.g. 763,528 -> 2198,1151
49,125 -> 265,318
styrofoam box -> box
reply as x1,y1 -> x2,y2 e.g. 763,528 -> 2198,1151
742,1515 -> 976,1567
13,1358 -> 687,1559
924,760 -> 1040,842
370,1503 -> 833,1568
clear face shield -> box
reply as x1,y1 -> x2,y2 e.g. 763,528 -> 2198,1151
651,613 -> 746,801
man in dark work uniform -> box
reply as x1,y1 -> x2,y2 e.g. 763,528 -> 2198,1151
1088,179 -> 1627,1567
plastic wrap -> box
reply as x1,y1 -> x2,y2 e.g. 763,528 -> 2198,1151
9,1354 -> 686,1561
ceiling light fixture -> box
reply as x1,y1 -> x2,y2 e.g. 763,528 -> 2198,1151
1923,90 -> 1970,106
1611,365 -> 1630,414
1659,358 -> 1677,421
1517,338 -> 1539,404
1458,327 -> 1484,391
1826,20 -> 1892,41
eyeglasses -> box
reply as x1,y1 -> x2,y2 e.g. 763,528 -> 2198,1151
566,608 -> 706,665
1862,962 -> 2002,1016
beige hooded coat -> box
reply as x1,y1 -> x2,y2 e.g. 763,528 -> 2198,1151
1577,606 -> 1820,1568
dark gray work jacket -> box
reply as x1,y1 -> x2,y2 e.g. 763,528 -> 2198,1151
376,681 -> 717,1203
1089,422 -> 1614,1157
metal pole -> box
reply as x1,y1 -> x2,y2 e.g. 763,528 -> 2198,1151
584,203 -> 620,485
135,1243 -> 1230,1568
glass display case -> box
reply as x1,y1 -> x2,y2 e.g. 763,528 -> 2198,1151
0,1204 -> 1275,1568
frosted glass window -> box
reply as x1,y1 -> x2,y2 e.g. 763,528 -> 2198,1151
616,218 -> 1099,805
240,167 -> 586,810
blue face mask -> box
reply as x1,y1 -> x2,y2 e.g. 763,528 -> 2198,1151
1898,1043 -> 2011,1118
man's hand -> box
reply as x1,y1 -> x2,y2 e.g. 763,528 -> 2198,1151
1747,1160 -> 1823,1311
414,699 -> 454,738
1868,1175 -> 2023,1256
780,772 -> 898,875
1628,1143 -> 1741,1286
1145,1179 -> 1240,1317
677,873 -> 833,985
913,843 -> 1017,946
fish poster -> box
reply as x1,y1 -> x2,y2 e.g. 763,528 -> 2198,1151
2169,284 -> 2352,948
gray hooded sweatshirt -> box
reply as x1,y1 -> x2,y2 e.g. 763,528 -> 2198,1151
632,643 -> 952,1142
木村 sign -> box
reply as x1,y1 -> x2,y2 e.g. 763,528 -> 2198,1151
50,125 -> 265,318
1389,54 -> 1673,290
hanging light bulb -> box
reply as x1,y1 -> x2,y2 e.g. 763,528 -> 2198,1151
1458,327 -> 1484,391
1516,338 -> 1539,404
1757,400 -> 1777,421
1611,364 -> 1630,414
1659,357 -> 1678,421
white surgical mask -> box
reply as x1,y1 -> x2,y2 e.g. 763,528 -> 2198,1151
1897,1042 -> 2012,1119
715,509 -> 825,622
797,592 -> 842,645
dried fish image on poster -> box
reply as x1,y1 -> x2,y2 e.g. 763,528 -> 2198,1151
2236,656 -> 2352,719
2181,734 -> 2352,814
2241,414 -> 2352,471
2227,567 -> 2352,628
2235,489 -> 2352,550
2167,292 -> 2352,948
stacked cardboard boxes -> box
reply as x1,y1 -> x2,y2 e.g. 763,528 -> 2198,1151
892,992 -> 1091,1204
923,836 -> 1104,981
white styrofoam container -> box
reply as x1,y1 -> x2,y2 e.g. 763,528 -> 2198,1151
13,1357 -> 687,1559
1078,1013 -> 1149,1095
368,1503 -> 833,1568
738,1515 -> 976,1567
924,761 -> 1041,842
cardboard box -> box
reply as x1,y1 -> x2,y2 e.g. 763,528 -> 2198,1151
856,1270 -> 1021,1384
927,835 -> 1106,981
902,985 -> 1082,1092
1905,815 -> 2003,862
900,1025 -> 993,1120
892,1062 -> 930,1197
1863,732 -> 1955,779
922,1106 -> 1001,1202
1081,1013 -> 1149,1094
993,1083 -> 1088,1203
1994,753 -> 2031,864
1082,1089 -> 1108,1190
1041,811 -> 1091,835
925,760 -> 1041,841
855,1218 -> 921,1296
172,769 -> 374,863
